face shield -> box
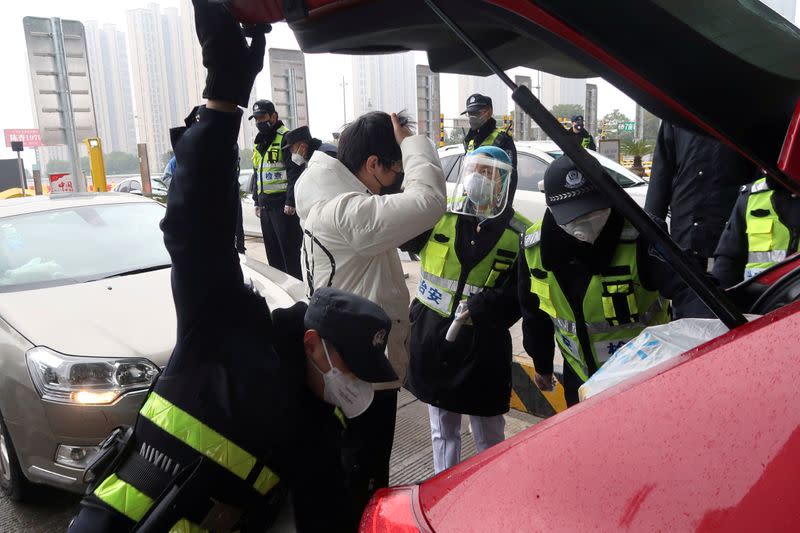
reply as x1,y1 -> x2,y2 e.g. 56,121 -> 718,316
448,154 -> 512,219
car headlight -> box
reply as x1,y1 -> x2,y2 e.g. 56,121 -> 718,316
25,347 -> 159,405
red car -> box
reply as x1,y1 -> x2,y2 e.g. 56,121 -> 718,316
234,0 -> 800,530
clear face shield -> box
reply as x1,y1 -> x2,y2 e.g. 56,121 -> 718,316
448,154 -> 512,219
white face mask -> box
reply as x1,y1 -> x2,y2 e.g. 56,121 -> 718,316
464,173 -> 494,206
312,339 -> 374,419
559,208 -> 611,243
291,151 -> 307,166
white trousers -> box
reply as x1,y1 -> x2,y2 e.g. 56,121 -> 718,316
428,404 -> 506,474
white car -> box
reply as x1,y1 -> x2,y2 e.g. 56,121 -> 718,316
239,171 -> 262,237
0,193 -> 303,499
439,142 -> 648,222
111,176 -> 169,198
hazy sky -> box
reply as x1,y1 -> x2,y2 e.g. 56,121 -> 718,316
2,0 -> 798,169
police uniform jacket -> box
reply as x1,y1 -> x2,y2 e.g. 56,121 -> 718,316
645,122 -> 757,259
712,182 -> 800,288
518,209 -> 711,378
251,120 -> 294,207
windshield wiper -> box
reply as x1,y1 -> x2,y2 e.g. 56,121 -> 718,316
425,0 -> 746,329
94,264 -> 171,281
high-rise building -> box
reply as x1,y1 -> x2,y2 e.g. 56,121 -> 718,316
456,75 -> 509,116
180,0 -> 206,107
126,4 -> 173,172
162,8 -> 190,127
84,22 -> 137,155
352,53 -> 416,118
539,73 -> 586,114
416,65 -> 441,144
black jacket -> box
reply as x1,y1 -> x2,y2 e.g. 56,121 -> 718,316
568,128 -> 596,150
646,122 -> 757,259
712,184 -> 800,288
518,209 -> 711,378
251,120 -> 297,207
70,108 -> 351,533
403,204 -> 523,416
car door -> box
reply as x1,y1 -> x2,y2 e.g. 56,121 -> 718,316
239,171 -> 260,236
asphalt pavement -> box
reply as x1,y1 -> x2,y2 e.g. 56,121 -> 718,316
1,239 -> 542,530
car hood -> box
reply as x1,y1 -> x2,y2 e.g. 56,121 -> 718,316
415,301 -> 800,531
231,0 -> 800,185
0,269 -> 177,366
0,261 -> 304,366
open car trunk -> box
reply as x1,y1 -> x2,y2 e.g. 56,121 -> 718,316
231,0 -> 800,186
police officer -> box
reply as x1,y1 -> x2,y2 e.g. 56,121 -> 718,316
568,114 -> 596,150
404,146 -> 530,473
67,4 -> 396,531
250,99 -> 303,278
519,156 -> 706,406
712,173 -> 800,288
462,93 -> 516,167
284,125 -> 338,167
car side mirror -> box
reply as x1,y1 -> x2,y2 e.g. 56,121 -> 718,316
537,180 -> 545,193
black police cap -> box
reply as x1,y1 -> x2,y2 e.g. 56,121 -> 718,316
544,156 -> 610,225
304,288 -> 398,383
461,93 -> 493,115
249,99 -> 276,120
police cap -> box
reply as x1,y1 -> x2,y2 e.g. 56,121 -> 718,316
304,288 -> 397,383
249,99 -> 276,120
544,155 -> 610,225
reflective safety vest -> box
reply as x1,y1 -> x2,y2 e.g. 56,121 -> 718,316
92,391 -> 279,530
579,135 -> 592,149
744,177 -> 793,279
522,220 -> 670,381
417,212 -> 531,317
253,125 -> 289,195
466,128 -> 505,153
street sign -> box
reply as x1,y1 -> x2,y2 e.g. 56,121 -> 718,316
4,129 -> 43,148
599,139 -> 621,163
619,121 -> 635,132
23,18 -> 97,145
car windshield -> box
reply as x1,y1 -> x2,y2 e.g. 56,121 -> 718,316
0,202 -> 170,292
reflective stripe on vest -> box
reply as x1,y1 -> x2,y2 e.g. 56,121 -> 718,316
466,128 -> 503,152
744,177 -> 791,279
580,136 -> 591,148
253,126 -> 289,195
139,392 -> 280,495
523,220 -> 670,381
417,212 -> 531,316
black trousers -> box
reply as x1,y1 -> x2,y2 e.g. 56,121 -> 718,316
562,361 -> 583,407
341,389 -> 398,521
235,200 -> 246,253
258,199 -> 303,279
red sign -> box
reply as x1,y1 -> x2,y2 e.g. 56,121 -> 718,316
4,129 -> 42,148
49,172 -> 74,193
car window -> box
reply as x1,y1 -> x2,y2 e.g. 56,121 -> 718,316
239,172 -> 253,192
516,154 -> 549,191
117,181 -> 131,193
0,203 -> 170,292
440,154 -> 463,182
130,180 -> 142,192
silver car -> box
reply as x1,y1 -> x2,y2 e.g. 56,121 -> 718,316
0,193 -> 303,500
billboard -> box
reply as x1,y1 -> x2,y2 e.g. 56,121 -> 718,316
4,129 -> 43,148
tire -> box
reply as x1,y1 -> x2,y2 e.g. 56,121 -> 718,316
0,414 -> 31,502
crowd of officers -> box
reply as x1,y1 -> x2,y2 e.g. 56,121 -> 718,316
68,4 -> 799,531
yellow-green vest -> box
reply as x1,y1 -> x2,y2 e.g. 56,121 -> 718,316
92,391 -> 279,530
417,212 -> 531,316
466,128 -> 505,153
522,220 -> 669,381
253,125 -> 289,195
580,135 -> 592,149
744,177 -> 792,279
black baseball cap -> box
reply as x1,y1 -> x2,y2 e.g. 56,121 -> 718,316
572,115 -> 584,122
544,156 -> 610,225
304,288 -> 398,383
284,126 -> 312,147
249,99 -> 276,120
461,93 -> 492,115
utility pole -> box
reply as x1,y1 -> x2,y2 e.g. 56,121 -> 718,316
339,76 -> 348,125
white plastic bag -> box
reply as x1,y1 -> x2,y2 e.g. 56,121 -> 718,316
578,318 -> 733,401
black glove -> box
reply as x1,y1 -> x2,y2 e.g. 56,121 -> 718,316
192,0 -> 270,107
